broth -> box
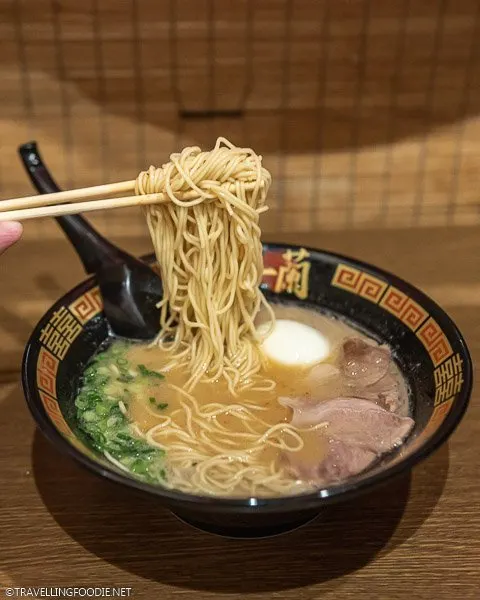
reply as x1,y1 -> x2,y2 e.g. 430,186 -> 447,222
75,304 -> 412,497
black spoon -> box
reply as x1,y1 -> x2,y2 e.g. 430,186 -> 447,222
18,141 -> 162,341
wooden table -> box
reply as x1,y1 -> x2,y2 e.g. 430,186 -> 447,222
0,227 -> 478,599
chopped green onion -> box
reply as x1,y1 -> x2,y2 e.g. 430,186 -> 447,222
118,374 -> 134,383
83,410 -> 96,422
149,397 -> 168,410
75,343 -> 167,486
138,364 -> 164,380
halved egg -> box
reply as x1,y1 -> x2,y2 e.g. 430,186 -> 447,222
258,319 -> 331,367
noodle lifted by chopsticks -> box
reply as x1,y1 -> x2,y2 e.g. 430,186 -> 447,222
136,137 -> 275,393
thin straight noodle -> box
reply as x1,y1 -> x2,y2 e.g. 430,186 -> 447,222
131,386 -> 313,497
136,138 -> 275,393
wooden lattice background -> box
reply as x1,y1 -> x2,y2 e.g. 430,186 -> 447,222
1,0 -> 480,241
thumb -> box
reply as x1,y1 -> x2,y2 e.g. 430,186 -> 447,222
0,222 -> 23,255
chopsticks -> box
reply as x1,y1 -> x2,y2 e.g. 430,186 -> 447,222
0,180 -> 136,212
0,193 -> 169,221
0,179 -> 264,221
0,179 -> 136,221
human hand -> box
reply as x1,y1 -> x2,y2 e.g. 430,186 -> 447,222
0,222 -> 23,255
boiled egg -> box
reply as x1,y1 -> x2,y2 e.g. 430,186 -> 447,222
258,319 -> 330,367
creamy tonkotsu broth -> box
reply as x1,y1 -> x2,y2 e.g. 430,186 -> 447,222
75,304 -> 413,498
256,304 -> 410,416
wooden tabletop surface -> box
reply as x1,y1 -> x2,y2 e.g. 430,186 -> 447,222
0,227 -> 478,599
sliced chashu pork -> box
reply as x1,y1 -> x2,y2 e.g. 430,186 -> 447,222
341,338 -> 400,412
280,396 -> 414,485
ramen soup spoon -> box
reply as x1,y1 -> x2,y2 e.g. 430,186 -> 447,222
18,141 -> 162,341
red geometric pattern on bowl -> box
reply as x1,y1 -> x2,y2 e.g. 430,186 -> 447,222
379,286 -> 428,331
36,347 -> 58,398
417,317 -> 454,367
429,336 -> 454,368
426,397 -> 455,434
69,286 -> 103,325
331,264 -> 387,304
331,264 -> 363,293
38,390 -> 73,438
38,346 -> 59,376
357,274 -> 388,303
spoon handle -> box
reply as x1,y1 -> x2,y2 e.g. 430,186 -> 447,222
18,141 -> 128,274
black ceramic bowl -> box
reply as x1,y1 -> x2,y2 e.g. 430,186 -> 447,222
22,243 -> 472,537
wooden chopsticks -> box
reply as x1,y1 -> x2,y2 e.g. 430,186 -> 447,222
0,179 -> 264,221
0,180 -> 136,212
0,180 -> 135,222
0,193 -> 170,221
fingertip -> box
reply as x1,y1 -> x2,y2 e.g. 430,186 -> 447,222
4,221 -> 23,237
0,220 -> 23,252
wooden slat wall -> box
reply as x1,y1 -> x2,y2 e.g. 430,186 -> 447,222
1,0 -> 480,240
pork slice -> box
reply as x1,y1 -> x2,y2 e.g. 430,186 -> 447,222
304,362 -> 340,387
340,338 -> 401,411
341,338 -> 391,387
282,396 -> 414,485
287,438 -> 377,484
288,396 -> 413,449
352,372 -> 400,413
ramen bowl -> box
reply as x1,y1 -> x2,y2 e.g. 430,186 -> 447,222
22,243 -> 472,537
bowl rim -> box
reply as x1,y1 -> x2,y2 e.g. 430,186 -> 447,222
22,243 -> 473,512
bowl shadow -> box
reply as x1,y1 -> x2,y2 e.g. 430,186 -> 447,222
32,431 -> 449,592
